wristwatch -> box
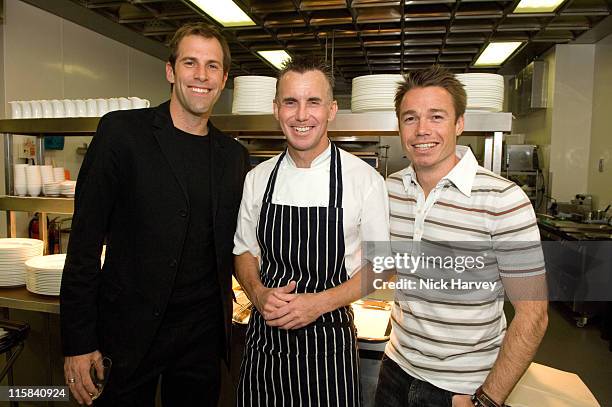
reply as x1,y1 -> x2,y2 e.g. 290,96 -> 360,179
471,386 -> 504,407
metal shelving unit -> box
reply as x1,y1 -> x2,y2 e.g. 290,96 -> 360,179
0,112 -> 511,248
0,118 -> 94,247
0,196 -> 74,214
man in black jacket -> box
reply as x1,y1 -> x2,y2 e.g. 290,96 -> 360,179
60,23 -> 249,406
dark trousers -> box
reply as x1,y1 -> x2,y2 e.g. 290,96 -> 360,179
95,317 -> 223,407
374,355 -> 454,407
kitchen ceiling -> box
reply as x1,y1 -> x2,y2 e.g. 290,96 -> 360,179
69,0 -> 611,92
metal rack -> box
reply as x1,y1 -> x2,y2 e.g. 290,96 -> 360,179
504,169 -> 542,206
0,112 -> 511,248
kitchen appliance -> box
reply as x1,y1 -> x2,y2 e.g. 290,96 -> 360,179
505,144 -> 539,171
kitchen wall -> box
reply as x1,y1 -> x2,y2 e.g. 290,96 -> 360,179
0,0 -> 172,237
511,42 -> 604,207
2,0 -> 171,174
548,44 -> 596,204
588,33 -> 612,210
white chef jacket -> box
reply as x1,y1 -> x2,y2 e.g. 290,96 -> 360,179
233,143 -> 390,277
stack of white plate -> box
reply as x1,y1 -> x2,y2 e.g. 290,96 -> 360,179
232,76 -> 276,115
25,252 -> 105,296
455,73 -> 504,112
40,165 -> 57,197
53,167 -> 65,182
351,74 -> 403,113
43,182 -> 61,197
60,181 -> 76,197
25,254 -> 65,295
0,238 -> 45,286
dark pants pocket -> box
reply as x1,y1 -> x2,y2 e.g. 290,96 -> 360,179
374,355 -> 453,407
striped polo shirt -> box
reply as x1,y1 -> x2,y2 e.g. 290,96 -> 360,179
384,145 -> 545,395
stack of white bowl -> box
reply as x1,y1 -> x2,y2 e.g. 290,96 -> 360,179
40,165 -> 55,196
41,166 -> 65,196
351,74 -> 403,113
0,238 -> 45,287
13,164 -> 28,196
25,166 -> 42,197
8,97 -> 151,119
455,73 -> 504,112
60,181 -> 76,197
232,76 -> 277,115
13,165 -> 68,197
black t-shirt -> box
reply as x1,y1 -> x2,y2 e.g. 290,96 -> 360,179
162,127 -> 222,326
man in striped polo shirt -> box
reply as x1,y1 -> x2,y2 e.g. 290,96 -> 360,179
374,66 -> 548,407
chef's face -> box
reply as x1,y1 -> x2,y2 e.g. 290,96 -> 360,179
274,70 -> 337,154
398,86 -> 464,173
166,35 -> 228,119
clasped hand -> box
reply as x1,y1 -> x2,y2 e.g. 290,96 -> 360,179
254,281 -> 325,330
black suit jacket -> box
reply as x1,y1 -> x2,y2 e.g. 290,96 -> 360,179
60,101 -> 249,377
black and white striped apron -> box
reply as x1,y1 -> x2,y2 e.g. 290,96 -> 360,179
237,143 -> 361,407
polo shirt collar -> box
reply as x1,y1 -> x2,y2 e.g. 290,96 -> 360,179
400,145 -> 478,197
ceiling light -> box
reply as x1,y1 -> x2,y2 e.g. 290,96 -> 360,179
257,50 -> 292,70
474,42 -> 523,66
514,0 -> 566,13
185,0 -> 256,27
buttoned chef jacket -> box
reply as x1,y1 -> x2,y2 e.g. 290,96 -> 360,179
234,143 -> 390,277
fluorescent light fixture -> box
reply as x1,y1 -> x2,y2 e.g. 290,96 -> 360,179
186,0 -> 256,27
514,0 -> 566,13
474,42 -> 522,66
257,50 -> 292,70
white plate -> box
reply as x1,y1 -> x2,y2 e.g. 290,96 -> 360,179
28,283 -> 61,289
26,287 -> 59,296
234,76 -> 277,81
25,254 -> 66,269
232,103 -> 274,108
27,270 -> 63,277
352,107 -> 395,112
0,238 -> 44,247
0,252 -> 40,257
352,90 -> 397,95
353,74 -> 403,81
233,91 -> 276,96
352,96 -> 395,102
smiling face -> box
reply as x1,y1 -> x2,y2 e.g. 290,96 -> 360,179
273,70 -> 338,156
166,34 -> 228,122
398,86 -> 464,175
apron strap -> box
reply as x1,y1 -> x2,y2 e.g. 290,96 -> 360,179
262,142 -> 343,208
262,150 -> 286,203
329,143 -> 343,209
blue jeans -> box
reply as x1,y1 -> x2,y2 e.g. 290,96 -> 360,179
374,354 -> 454,407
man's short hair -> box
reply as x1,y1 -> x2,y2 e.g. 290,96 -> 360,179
394,65 -> 467,122
168,22 -> 231,74
276,56 -> 335,101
